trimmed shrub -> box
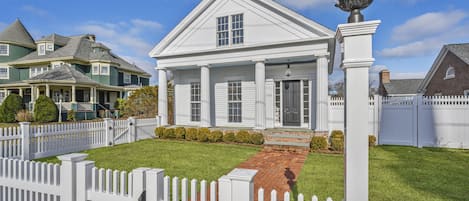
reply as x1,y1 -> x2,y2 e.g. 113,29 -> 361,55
369,135 -> 377,147
208,130 -> 223,142
311,136 -> 328,151
163,128 -> 176,139
223,132 -> 236,143
33,95 -> 58,123
249,132 -> 264,145
155,127 -> 166,138
16,109 -> 33,122
331,138 -> 344,152
197,128 -> 210,142
330,130 -> 344,139
235,130 -> 250,144
0,94 -> 23,123
185,128 -> 198,141
67,110 -> 76,121
175,127 -> 186,140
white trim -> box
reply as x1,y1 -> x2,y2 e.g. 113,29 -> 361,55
444,66 -> 455,80
92,64 -> 100,75
38,44 -> 46,56
100,65 -> 110,75
0,66 -> 9,79
0,44 -> 9,56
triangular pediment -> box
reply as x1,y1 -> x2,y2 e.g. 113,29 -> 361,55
150,0 -> 334,57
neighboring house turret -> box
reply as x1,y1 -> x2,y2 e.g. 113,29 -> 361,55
0,19 -> 151,120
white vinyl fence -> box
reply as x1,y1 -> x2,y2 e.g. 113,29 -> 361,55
0,154 -> 334,201
329,95 -> 469,149
0,117 -> 159,160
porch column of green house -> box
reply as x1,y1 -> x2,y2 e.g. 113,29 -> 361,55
45,84 -> 50,97
19,88 -> 23,97
71,85 -> 77,111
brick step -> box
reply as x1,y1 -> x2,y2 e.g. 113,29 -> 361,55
266,133 -> 311,139
264,141 -> 310,148
265,136 -> 311,144
263,145 -> 310,154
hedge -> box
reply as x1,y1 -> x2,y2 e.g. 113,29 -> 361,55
175,127 -> 186,139
155,127 -> 166,138
249,132 -> 264,145
33,95 -> 58,123
369,135 -> 377,147
208,130 -> 223,142
197,128 -> 210,142
223,132 -> 236,143
0,94 -> 23,123
311,136 -> 328,151
185,128 -> 198,141
235,130 -> 251,143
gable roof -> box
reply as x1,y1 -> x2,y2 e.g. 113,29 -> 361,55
10,34 -> 150,77
25,64 -> 100,85
36,33 -> 70,46
418,43 -> 469,92
149,0 -> 335,57
384,79 -> 423,95
0,19 -> 36,49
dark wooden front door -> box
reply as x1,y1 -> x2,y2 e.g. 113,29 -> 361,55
283,80 -> 301,126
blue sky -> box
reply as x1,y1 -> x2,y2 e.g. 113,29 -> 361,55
1,0 -> 468,85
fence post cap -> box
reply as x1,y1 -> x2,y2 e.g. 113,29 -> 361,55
57,153 -> 88,162
76,160 -> 95,167
19,122 -> 31,125
103,118 -> 113,121
227,168 -> 258,182
147,168 -> 165,174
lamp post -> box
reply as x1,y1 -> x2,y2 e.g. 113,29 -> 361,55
335,1 -> 379,201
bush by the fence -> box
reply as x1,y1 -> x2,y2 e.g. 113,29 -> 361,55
185,128 -> 198,141
208,130 -> 223,142
164,128 -> 176,139
67,110 -> 76,121
223,132 -> 236,143
197,128 -> 210,142
311,136 -> 328,151
330,130 -> 344,152
175,127 -> 186,139
330,130 -> 344,139
369,135 -> 377,147
15,109 -> 33,122
34,95 -> 58,123
0,94 -> 23,123
155,127 -> 166,138
249,132 -> 264,145
235,130 -> 250,144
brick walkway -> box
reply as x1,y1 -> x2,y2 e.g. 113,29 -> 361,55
237,148 -> 309,201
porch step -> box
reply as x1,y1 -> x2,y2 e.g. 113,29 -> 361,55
264,141 -> 310,147
266,133 -> 311,139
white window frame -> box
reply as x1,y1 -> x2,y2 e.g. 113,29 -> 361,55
216,16 -> 229,47
123,73 -> 131,84
46,43 -> 54,51
38,44 -> 46,56
92,64 -> 100,75
29,66 -> 49,78
0,67 -> 9,79
444,66 -> 455,80
190,82 -> 201,122
216,14 -> 244,47
231,14 -> 244,45
228,81 -> 242,123
0,44 -> 9,56
100,65 -> 110,75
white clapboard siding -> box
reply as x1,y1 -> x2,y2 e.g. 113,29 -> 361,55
0,127 -> 22,159
0,158 -> 61,200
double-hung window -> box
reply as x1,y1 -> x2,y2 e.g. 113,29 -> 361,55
92,65 -> 100,75
0,67 -> 9,79
217,16 -> 229,47
217,14 -> 244,47
0,44 -> 9,56
303,81 -> 310,124
123,73 -> 131,84
190,82 -> 201,122
38,44 -> 46,56
231,14 -> 244,45
100,65 -> 109,75
228,81 -> 242,123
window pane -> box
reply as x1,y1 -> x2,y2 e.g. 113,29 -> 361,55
0,44 -> 8,55
191,82 -> 201,122
217,16 -> 229,47
228,81 -> 242,122
231,14 -> 244,45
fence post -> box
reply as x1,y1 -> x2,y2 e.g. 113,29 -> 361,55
104,118 -> 114,146
218,168 -> 257,201
128,117 -> 137,143
146,168 -> 165,201
76,160 -> 95,201
416,95 -> 423,148
374,95 -> 382,144
58,153 -> 88,201
19,122 -> 31,160
412,96 -> 420,147
132,167 -> 150,200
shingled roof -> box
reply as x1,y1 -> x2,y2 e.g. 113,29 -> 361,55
445,43 -> 469,65
383,79 -> 423,95
0,19 -> 35,49
25,65 -> 100,85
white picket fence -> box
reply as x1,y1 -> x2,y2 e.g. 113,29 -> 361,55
0,117 -> 159,160
329,95 -> 469,149
0,154 -> 333,201
257,188 -> 333,201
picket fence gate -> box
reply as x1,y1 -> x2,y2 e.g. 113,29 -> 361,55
0,153 -> 333,201
0,117 -> 159,160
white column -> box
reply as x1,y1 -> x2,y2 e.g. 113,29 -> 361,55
254,60 -> 266,129
200,65 -> 211,127
19,88 -> 23,97
316,56 -> 329,133
337,20 -> 380,201
46,84 -> 50,97
89,87 -> 94,103
71,85 -> 76,103
30,86 -> 35,102
158,68 -> 168,126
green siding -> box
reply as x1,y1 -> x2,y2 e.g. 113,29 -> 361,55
0,44 -> 33,63
110,67 -> 118,86
19,68 -> 29,80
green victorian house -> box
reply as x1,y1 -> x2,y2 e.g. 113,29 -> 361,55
0,19 -> 151,120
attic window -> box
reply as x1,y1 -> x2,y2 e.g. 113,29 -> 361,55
444,66 -> 455,80
0,44 -> 9,56
217,16 -> 229,46
216,14 -> 244,47
38,44 -> 46,56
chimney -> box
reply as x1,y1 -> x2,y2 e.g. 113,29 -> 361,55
379,69 -> 390,84
87,34 -> 96,42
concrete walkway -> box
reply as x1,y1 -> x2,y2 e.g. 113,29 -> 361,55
237,148 -> 309,201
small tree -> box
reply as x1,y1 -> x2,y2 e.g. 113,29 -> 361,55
122,86 -> 157,118
34,95 -> 58,122
0,94 -> 23,123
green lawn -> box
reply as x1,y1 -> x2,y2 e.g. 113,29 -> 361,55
294,146 -> 469,201
38,139 -> 260,182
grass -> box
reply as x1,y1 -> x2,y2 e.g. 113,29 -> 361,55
294,146 -> 469,201
38,139 -> 260,182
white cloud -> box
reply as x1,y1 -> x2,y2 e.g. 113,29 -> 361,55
392,10 -> 467,43
21,5 -> 48,17
379,38 -> 443,58
276,0 -> 335,10
391,72 -> 426,80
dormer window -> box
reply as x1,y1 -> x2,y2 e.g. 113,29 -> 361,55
0,44 -> 9,56
217,14 -> 244,47
231,14 -> 244,45
46,43 -> 54,51
444,66 -> 455,80
38,44 -> 46,56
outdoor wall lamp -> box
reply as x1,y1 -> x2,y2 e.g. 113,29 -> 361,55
335,0 -> 374,23
285,64 -> 292,77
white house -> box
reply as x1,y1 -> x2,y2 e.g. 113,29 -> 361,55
149,0 -> 335,133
